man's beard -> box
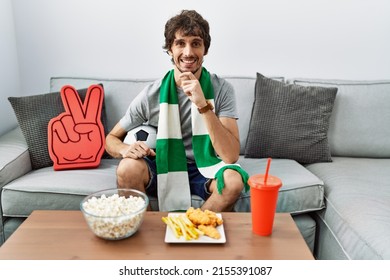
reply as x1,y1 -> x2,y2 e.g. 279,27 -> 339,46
172,57 -> 203,74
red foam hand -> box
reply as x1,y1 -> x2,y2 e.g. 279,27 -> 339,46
48,84 -> 105,170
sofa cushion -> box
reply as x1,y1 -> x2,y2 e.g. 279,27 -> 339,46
289,78 -> 390,158
8,85 -> 108,170
2,159 -> 120,217
306,157 -> 390,259
2,158 -> 324,217
292,213 -> 316,253
234,157 -> 325,214
1,158 -> 212,216
223,76 -> 284,155
245,73 -> 337,164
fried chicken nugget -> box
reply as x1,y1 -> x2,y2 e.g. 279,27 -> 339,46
198,225 -> 221,239
204,209 -> 223,227
186,207 -> 223,227
186,207 -> 211,226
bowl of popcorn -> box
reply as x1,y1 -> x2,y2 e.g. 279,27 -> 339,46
80,188 -> 149,240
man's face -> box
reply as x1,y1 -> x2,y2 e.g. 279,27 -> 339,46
170,31 -> 206,76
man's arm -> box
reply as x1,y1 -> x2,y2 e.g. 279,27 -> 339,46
180,72 -> 240,164
201,114 -> 240,164
105,123 -> 128,159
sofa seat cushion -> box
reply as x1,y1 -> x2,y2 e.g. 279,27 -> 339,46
292,213 -> 316,253
1,158 -> 208,216
2,157 -> 324,217
306,157 -> 390,259
235,157 -> 325,214
2,159 -> 120,217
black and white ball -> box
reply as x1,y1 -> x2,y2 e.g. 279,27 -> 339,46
123,125 -> 157,149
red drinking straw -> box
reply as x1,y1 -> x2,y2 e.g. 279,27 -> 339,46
264,158 -> 272,185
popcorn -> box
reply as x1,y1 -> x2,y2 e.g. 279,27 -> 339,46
81,193 -> 146,240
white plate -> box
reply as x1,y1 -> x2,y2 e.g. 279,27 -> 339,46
164,212 -> 226,243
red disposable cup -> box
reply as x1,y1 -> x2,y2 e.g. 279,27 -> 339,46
249,174 -> 283,236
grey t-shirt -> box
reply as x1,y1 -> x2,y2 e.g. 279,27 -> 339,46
119,73 -> 238,161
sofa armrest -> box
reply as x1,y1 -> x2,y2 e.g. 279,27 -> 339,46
0,126 -> 32,244
0,126 -> 32,188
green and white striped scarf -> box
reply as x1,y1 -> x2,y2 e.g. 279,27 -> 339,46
156,68 -> 249,211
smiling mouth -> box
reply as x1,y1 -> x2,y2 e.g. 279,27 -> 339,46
175,56 -> 202,74
180,57 -> 198,66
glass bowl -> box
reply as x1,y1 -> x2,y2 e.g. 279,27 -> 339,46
80,188 -> 149,240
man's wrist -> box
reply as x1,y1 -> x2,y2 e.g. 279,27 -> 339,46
197,101 -> 214,114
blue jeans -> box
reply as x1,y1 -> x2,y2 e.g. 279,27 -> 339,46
143,157 -> 211,201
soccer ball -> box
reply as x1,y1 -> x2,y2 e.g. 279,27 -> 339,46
123,125 -> 157,149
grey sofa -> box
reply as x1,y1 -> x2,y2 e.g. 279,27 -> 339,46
1,75 -> 389,260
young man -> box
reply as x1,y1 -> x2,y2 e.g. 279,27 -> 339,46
105,10 -> 248,212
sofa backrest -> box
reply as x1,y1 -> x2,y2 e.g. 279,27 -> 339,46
51,77 -> 155,133
288,78 -> 390,158
224,76 -> 285,154
222,77 -> 256,154
52,76 -> 390,158
51,76 -> 285,155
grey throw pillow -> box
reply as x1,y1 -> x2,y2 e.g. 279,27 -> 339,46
8,84 -> 109,170
244,73 -> 337,164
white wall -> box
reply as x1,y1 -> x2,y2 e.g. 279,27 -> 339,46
0,0 -> 20,136
2,0 -> 390,134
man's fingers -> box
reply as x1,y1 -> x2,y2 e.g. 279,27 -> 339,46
179,72 -> 196,80
178,72 -> 197,88
181,80 -> 198,95
123,142 -> 155,158
149,149 -> 156,157
138,141 -> 156,156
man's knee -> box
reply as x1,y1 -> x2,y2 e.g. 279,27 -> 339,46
116,158 -> 149,186
223,169 -> 244,194
210,169 -> 244,198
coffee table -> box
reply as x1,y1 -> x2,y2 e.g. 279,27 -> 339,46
0,210 -> 314,260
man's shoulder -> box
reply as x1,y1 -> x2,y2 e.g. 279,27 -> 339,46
146,77 -> 163,89
210,72 -> 225,83
142,78 -> 163,96
210,73 -> 234,93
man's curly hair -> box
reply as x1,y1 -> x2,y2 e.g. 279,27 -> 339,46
163,10 -> 211,55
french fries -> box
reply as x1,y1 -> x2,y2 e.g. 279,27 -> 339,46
162,214 -> 204,240
163,208 -> 224,240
